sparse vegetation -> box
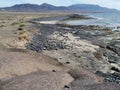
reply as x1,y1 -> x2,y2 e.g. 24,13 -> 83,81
17,27 -> 23,30
0,21 -> 6,24
18,31 -> 29,41
19,24 -> 25,27
11,22 -> 19,26
0,12 -> 120,90
0,24 -> 4,27
17,24 -> 25,30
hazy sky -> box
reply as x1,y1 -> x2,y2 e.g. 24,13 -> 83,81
0,0 -> 120,10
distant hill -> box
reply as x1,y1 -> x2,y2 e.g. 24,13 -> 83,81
0,3 -> 119,12
68,4 -> 119,12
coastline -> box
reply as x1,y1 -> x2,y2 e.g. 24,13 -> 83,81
0,13 -> 120,89
28,15 -> 120,84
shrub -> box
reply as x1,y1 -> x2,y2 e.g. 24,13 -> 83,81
17,27 -> 23,31
0,25 -> 4,27
19,24 -> 25,27
18,31 -> 29,41
11,22 -> 19,26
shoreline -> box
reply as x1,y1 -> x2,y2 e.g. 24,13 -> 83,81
0,13 -> 120,89
33,14 -> 120,31
28,18 -> 120,84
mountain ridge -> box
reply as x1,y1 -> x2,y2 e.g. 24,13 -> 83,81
0,3 -> 119,12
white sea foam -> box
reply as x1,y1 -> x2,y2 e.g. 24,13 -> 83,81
38,21 -> 58,24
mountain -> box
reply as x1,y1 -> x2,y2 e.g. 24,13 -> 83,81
0,3 -> 119,12
68,4 -> 119,12
2,4 -> 40,12
39,3 -> 68,11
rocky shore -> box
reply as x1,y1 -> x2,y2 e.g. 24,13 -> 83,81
27,19 -> 120,84
0,13 -> 120,90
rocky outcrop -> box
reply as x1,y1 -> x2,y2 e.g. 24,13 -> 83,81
0,14 -> 119,90
27,23 -> 120,84
106,40 -> 120,56
0,50 -> 67,79
1,71 -> 73,90
1,70 -> 120,90
69,69 -> 120,90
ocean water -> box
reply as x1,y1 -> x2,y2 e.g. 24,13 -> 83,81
66,12 -> 120,31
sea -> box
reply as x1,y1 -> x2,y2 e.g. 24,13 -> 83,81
66,12 -> 120,31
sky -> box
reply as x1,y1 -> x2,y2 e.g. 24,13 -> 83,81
0,0 -> 120,10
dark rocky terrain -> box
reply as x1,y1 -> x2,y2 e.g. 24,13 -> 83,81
1,70 -> 120,90
27,20 -> 120,84
0,13 -> 119,90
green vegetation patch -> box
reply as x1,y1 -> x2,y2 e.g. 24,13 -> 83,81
19,24 -> 25,27
11,22 -> 20,26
